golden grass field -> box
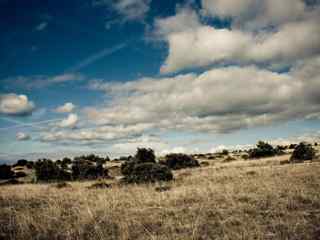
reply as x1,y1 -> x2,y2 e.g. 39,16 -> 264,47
1,153 -> 320,240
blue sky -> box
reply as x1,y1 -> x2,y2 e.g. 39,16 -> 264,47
1,0 -> 320,162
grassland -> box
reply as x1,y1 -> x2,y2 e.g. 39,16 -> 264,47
1,153 -> 320,240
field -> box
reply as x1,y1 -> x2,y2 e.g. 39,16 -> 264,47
1,154 -> 320,240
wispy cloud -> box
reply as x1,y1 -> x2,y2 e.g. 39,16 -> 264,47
3,73 -> 84,89
65,43 -> 127,73
35,21 -> 48,31
0,117 -> 64,131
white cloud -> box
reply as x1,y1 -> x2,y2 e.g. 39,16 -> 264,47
4,73 -> 84,89
35,22 -> 48,31
111,135 -> 169,155
16,132 -> 31,141
201,0 -> 307,29
55,102 -> 76,113
157,9 -> 320,73
94,0 -> 150,24
57,113 -> 78,128
41,123 -> 153,142
84,59 -> 320,135
0,94 -> 35,116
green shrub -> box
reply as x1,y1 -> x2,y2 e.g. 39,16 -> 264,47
290,142 -> 315,163
249,141 -> 278,159
71,160 -> 108,180
0,165 -> 14,179
123,162 -> 173,184
121,148 -> 173,184
35,159 -> 72,182
162,153 -> 200,170
135,148 -> 156,163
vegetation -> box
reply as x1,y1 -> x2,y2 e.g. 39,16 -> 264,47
1,154 -> 319,240
34,159 -> 72,181
121,148 -> 173,183
162,153 -> 200,170
0,165 -> 14,179
248,141 -> 283,159
290,142 -> 316,163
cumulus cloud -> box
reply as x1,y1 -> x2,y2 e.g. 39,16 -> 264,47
57,113 -> 78,128
55,102 -> 76,113
154,2 -> 320,73
84,58 -> 320,135
0,94 -> 35,116
157,10 -> 320,73
16,132 -> 31,141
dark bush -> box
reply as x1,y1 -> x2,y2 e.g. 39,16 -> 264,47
123,162 -> 173,183
290,142 -> 315,163
14,171 -> 27,178
249,141 -> 278,159
222,149 -> 229,155
88,181 -> 112,189
241,154 -> 249,160
55,182 -> 72,189
289,144 -> 297,149
162,153 -> 200,170
13,159 -> 28,167
121,148 -> 173,184
135,148 -> 156,163
26,161 -> 34,169
0,165 -> 14,179
35,159 -> 72,181
71,160 -> 108,180
223,156 -> 236,163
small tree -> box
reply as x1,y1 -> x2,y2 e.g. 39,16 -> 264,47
290,142 -> 315,163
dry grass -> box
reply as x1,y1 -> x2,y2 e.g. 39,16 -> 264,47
1,155 -> 320,240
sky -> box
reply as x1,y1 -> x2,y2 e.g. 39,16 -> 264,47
1,0 -> 320,162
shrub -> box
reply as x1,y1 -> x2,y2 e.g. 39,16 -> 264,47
55,182 -> 72,189
26,161 -> 34,169
289,144 -> 297,149
241,154 -> 249,160
223,156 -> 236,163
135,148 -> 156,163
123,162 -> 173,184
0,165 -> 14,179
121,148 -> 173,184
13,159 -> 28,167
88,181 -> 112,189
222,149 -> 229,155
72,160 -> 108,180
162,153 -> 200,170
14,171 -> 27,178
35,159 -> 72,181
290,142 -> 315,163
248,141 -> 278,159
